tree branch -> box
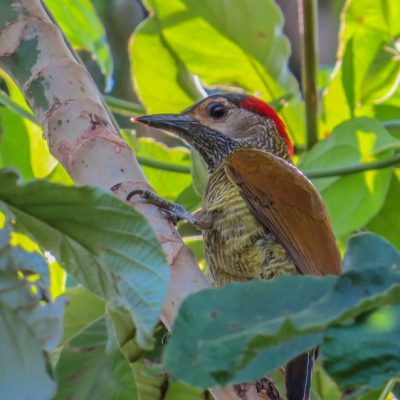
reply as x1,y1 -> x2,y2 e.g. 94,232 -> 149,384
0,1 -> 279,398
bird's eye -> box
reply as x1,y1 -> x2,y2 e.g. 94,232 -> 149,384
209,103 -> 226,119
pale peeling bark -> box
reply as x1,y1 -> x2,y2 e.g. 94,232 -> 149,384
0,1 -> 280,399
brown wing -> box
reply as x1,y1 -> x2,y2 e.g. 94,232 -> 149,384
225,148 -> 341,276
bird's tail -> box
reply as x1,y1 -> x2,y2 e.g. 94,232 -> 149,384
285,350 -> 316,400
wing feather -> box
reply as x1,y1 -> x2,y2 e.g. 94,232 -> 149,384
225,148 -> 341,276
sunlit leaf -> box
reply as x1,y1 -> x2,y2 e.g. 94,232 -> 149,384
130,15 -> 202,113
45,0 -> 114,91
127,134 -> 193,202
300,118 -> 398,237
367,171 -> 400,250
0,72 -> 58,178
340,0 -> 400,50
191,150 -> 208,196
322,0 -> 400,132
147,0 -> 305,145
0,106 -> 34,180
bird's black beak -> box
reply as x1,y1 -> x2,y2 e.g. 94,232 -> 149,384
131,114 -> 198,139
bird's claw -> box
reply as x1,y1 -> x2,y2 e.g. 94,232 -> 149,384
126,189 -> 148,202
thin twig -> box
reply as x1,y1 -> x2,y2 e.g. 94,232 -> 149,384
104,94 -> 146,116
304,153 -> 400,179
298,0 -> 319,149
0,89 -> 38,124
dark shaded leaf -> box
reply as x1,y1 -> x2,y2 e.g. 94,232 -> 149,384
323,305 -> 400,389
0,169 -> 170,348
163,234 -> 400,387
55,319 -> 138,400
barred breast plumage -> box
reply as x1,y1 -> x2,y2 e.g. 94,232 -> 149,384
202,164 -> 298,286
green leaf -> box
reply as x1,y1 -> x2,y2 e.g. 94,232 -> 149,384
0,74 -> 57,179
130,15 -> 202,113
299,118 -> 397,237
0,169 -> 170,349
311,365 -> 341,400
128,134 -> 193,202
175,183 -> 202,212
367,172 -> 400,250
163,234 -> 400,387
131,361 -> 165,400
62,286 -> 105,344
165,382 -> 207,400
340,0 -> 400,49
148,0 -> 305,144
0,106 -> 34,180
45,0 -> 114,91
343,232 -> 400,272
132,361 -> 207,400
322,0 -> 400,131
323,305 -> 400,390
55,318 -> 138,400
191,150 -> 208,196
0,220 -> 65,400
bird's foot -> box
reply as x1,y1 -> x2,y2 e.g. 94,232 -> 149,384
127,189 -> 202,227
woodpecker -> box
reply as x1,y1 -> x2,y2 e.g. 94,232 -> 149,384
129,94 -> 341,400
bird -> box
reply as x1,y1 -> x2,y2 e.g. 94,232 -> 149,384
129,93 -> 341,400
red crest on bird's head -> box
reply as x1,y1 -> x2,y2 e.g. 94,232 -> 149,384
228,95 -> 294,156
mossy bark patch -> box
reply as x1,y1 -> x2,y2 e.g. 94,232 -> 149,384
3,38 -> 40,84
0,5 -> 18,30
26,75 -> 49,113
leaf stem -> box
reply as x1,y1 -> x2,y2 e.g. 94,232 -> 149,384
136,156 -> 191,173
298,0 -> 319,149
0,89 -> 38,124
104,95 -> 146,116
304,153 -> 400,179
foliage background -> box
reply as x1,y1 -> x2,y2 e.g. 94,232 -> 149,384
0,0 -> 399,399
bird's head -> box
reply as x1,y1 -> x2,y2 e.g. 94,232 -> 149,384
132,94 -> 293,171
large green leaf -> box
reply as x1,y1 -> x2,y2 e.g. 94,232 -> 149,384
45,0 -> 114,91
162,233 -> 400,388
0,215 -> 65,400
147,0 -> 305,144
130,15 -> 202,113
300,118 -> 398,237
0,170 -> 170,349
